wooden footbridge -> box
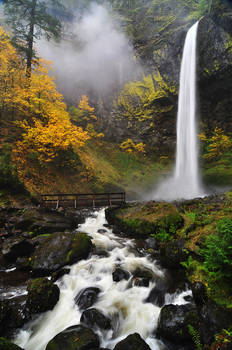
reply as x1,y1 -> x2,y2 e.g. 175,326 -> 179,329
41,192 -> 126,209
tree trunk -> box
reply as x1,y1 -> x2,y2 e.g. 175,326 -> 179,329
26,0 -> 37,78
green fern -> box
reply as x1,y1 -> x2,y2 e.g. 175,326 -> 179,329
188,325 -> 202,350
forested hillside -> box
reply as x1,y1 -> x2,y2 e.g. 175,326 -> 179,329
0,0 -> 232,201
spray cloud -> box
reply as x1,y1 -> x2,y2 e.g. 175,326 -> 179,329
37,3 -> 139,104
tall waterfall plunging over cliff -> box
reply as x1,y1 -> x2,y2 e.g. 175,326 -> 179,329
153,21 -> 204,201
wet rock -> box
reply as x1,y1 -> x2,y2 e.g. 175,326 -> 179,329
145,279 -> 168,307
112,268 -> 130,282
157,303 -> 200,344
75,287 -> 101,310
113,333 -> 151,350
0,338 -> 24,350
198,300 -> 232,345
45,325 -> 99,350
145,237 -> 157,250
159,239 -> 188,269
21,232 -> 92,276
2,238 -> 34,263
97,229 -> 107,234
132,268 -> 153,287
80,308 -> 111,330
12,208 -> 80,234
26,277 -> 60,314
0,296 -> 28,338
51,268 -> 70,283
191,282 -> 208,305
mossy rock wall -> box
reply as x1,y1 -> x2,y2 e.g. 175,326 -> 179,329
105,202 -> 183,238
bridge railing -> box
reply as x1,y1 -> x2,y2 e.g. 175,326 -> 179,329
40,192 -> 126,209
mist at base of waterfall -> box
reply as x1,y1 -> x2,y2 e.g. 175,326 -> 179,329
151,175 -> 206,202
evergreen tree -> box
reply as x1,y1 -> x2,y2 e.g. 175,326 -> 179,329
3,0 -> 63,76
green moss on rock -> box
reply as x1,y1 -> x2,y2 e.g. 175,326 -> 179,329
26,277 -> 60,314
0,338 -> 24,350
105,202 -> 183,238
66,233 -> 92,265
45,325 -> 99,350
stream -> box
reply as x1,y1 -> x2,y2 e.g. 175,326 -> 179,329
14,208 -> 192,350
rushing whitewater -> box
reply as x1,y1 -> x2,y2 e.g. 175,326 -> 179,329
153,21 -> 204,201
14,209 -> 191,350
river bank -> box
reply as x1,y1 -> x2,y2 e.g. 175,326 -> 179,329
0,192 -> 232,349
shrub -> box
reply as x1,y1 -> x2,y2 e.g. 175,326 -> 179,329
201,218 -> 232,280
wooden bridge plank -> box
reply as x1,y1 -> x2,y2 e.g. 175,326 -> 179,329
41,192 -> 126,209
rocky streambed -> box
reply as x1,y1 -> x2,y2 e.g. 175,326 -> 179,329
0,200 -> 231,350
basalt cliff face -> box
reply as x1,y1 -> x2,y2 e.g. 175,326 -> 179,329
99,0 -> 232,156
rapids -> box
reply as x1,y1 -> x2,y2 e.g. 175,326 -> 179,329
14,209 -> 192,350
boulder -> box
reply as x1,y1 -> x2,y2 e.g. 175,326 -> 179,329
26,277 -> 60,314
0,338 -> 24,350
0,296 -> 27,338
51,268 -> 70,283
80,308 -> 111,330
75,287 -> 101,310
159,240 -> 188,269
113,333 -> 151,350
2,238 -> 34,263
191,282 -> 208,305
132,268 -> 153,287
13,208 -> 80,234
45,325 -> 99,350
20,232 -> 92,276
145,279 -> 168,307
198,300 -> 232,345
112,268 -> 130,282
157,303 -> 200,345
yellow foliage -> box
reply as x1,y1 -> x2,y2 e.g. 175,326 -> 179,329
200,127 -> 232,160
78,95 -> 97,121
0,26 -> 90,164
115,72 -> 176,121
120,139 -> 146,154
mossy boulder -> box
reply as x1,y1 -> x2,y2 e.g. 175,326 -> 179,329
45,325 -> 99,350
0,296 -> 28,338
113,333 -> 151,350
157,303 -> 200,346
23,232 -> 92,276
80,308 -> 112,330
26,277 -> 60,314
159,239 -> 188,269
0,338 -> 24,350
105,202 -> 183,238
2,238 -> 34,263
13,208 -> 79,233
66,233 -> 92,265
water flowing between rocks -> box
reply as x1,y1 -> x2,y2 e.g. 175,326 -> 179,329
14,209 -> 192,350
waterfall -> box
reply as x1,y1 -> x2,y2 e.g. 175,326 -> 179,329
153,21 -> 204,201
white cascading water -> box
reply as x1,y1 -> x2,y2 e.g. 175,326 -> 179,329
153,21 -> 204,201
14,209 -> 192,350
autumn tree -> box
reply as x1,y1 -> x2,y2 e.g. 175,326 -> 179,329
69,95 -> 104,139
15,62 -> 90,164
0,26 -> 27,120
3,0 -> 63,76
199,127 -> 232,160
120,139 -> 145,154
